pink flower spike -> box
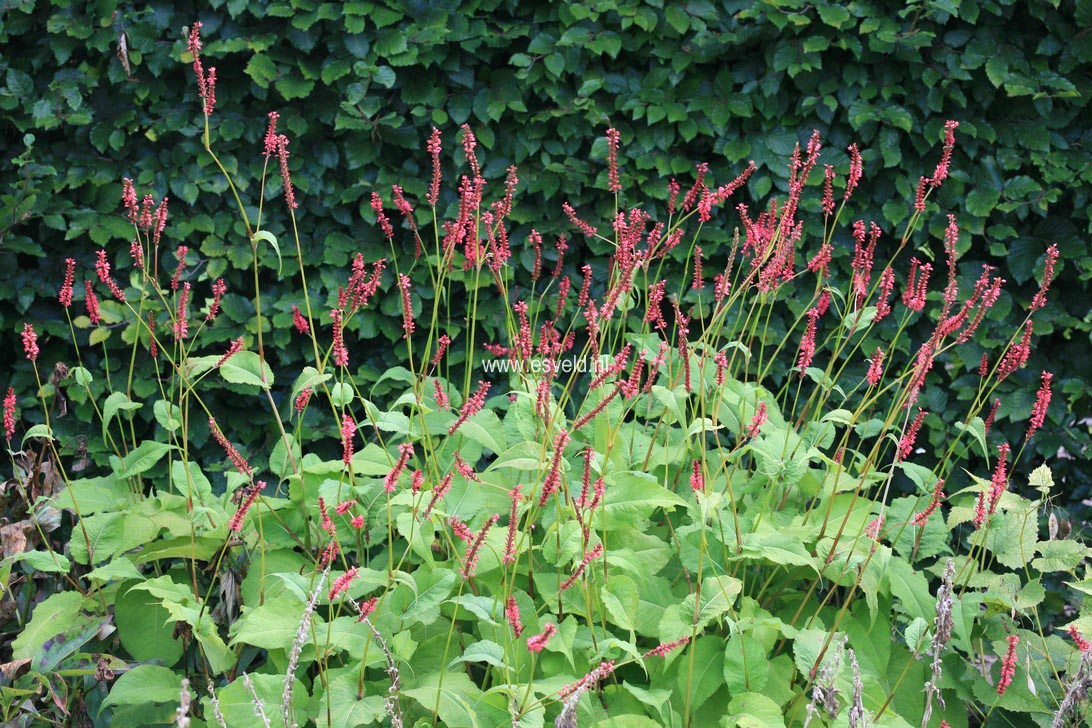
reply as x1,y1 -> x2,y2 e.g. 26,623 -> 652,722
643,636 -> 689,659
527,623 -> 557,653
398,274 -> 415,338
335,500 -> 354,515
506,596 -> 523,637
294,388 -> 312,413
228,481 -> 265,532
263,112 -> 280,157
216,337 -> 244,368
997,635 -> 1019,696
449,381 -> 490,435
605,127 -> 622,193
426,127 -> 442,206
328,567 -> 359,600
340,414 -> 356,467
690,460 -> 704,493
84,281 -> 101,325
207,278 -> 227,321
866,348 -> 885,386
209,417 -> 253,478
1026,371 -> 1052,440
173,283 -> 191,340
20,323 -> 38,362
370,192 -> 394,239
291,305 -> 310,334
1030,244 -> 1059,311
59,259 -> 75,308
1068,625 -> 1091,653
3,388 -> 16,442
897,409 -> 928,461
747,401 -> 768,438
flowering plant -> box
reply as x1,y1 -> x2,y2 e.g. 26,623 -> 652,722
0,24 -> 1085,728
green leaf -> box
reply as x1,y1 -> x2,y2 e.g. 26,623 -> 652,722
217,673 -> 311,727
724,634 -> 769,694
245,53 -> 279,87
403,671 -> 483,728
885,557 -> 934,622
70,512 -> 159,565
153,399 -> 182,432
20,423 -> 53,445
52,475 -> 130,513
1032,540 -> 1089,572
330,382 -> 354,407
115,581 -> 184,666
11,591 -> 88,660
9,550 -> 70,573
230,598 -> 311,651
102,665 -> 183,710
252,230 -> 283,274
677,635 -> 725,713
965,187 -> 1001,217
602,472 -> 687,527
680,575 -> 741,632
317,674 -> 386,728
102,392 -> 141,442
450,640 -> 505,668
113,441 -> 174,479
218,351 -> 274,389
817,4 -> 852,27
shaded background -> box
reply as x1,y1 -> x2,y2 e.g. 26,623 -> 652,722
1,0 -> 1088,500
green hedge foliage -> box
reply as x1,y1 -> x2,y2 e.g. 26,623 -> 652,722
1,0 -> 1089,492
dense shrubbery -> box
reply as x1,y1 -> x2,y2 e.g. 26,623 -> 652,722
0,0 -> 1088,501
1,21 -> 1091,725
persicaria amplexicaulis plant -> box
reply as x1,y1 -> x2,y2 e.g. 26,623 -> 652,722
2,22 -> 1084,728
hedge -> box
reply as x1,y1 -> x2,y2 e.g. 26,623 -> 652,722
1,0 -> 1088,495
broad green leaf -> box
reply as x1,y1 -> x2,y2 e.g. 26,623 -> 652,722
230,598 -> 313,651
403,671 -> 483,728
677,635 -> 725,714
450,640 -> 505,668
115,580 -> 184,666
9,550 -> 70,573
218,351 -> 274,389
601,472 -> 687,527
112,441 -> 174,479
329,382 -> 354,407
679,575 -> 741,632
292,366 -> 331,396
1033,540 -> 1089,572
217,673 -> 311,727
724,633 -> 769,694
102,665 -> 182,710
21,423 -> 54,445
153,399 -> 182,432
601,575 -> 640,632
317,673 -> 386,728
52,475 -> 129,513
11,591 -> 88,660
885,558 -> 935,623
69,512 -> 158,564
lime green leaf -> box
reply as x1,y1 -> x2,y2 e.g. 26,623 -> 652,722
102,391 -> 141,440
218,351 -> 274,389
252,230 -> 283,274
102,665 -> 183,710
